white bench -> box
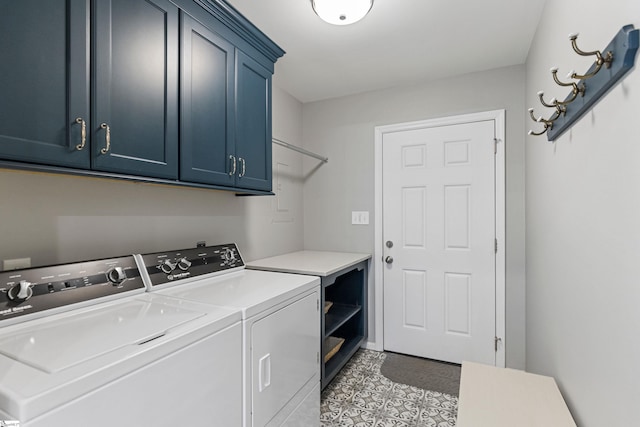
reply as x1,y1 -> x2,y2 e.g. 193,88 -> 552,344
456,361 -> 576,427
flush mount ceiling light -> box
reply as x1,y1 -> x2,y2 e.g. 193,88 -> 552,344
311,0 -> 374,26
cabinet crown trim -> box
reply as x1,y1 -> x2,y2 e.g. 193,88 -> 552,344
195,0 -> 286,62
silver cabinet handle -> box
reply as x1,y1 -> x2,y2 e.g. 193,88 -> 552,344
239,157 -> 246,177
229,155 -> 237,176
385,256 -> 394,264
75,117 -> 86,150
100,123 -> 111,154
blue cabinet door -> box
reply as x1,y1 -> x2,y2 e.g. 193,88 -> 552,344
92,0 -> 179,179
180,13 -> 235,186
235,51 -> 273,192
0,0 -> 90,168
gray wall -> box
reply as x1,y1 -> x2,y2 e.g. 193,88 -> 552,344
0,86 -> 305,266
301,65 -> 527,369
525,2 -> 640,426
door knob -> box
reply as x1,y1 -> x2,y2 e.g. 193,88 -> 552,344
385,256 -> 393,264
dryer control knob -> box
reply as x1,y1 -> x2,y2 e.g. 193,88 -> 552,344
106,267 -> 126,285
160,259 -> 176,274
177,258 -> 191,271
8,280 -> 33,301
222,249 -> 236,262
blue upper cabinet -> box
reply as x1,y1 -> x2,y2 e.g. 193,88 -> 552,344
92,0 -> 179,179
180,13 -> 235,187
235,51 -> 273,192
179,1 -> 285,192
0,0 -> 90,169
0,0 -> 284,193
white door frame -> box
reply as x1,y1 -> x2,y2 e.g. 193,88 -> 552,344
372,110 -> 506,367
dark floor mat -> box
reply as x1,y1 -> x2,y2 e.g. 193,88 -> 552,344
379,351 -> 461,396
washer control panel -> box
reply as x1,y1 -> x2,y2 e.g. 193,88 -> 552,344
138,243 -> 244,288
0,256 -> 144,323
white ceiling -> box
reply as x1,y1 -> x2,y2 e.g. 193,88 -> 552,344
227,0 -> 547,103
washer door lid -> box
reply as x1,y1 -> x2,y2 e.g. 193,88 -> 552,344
0,299 -> 204,373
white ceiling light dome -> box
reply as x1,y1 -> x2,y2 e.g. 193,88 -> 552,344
311,0 -> 374,26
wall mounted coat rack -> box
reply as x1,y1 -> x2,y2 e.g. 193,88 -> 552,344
529,25 -> 639,141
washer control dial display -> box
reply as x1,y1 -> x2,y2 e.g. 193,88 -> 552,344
0,256 -> 144,324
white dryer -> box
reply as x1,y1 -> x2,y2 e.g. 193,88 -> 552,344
0,254 -> 242,427
136,244 -> 321,427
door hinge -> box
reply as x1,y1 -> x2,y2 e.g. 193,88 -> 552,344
494,238 -> 498,253
317,351 -> 320,364
494,138 -> 498,155
494,336 -> 502,352
317,298 -> 320,312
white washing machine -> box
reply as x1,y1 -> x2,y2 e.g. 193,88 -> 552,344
0,254 -> 243,427
136,243 -> 321,427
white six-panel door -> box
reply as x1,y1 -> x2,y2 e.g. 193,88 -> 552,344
382,119 -> 497,365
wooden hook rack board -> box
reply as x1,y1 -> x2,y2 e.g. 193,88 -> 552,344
546,25 -> 639,141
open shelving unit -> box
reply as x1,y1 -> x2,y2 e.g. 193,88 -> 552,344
320,262 -> 368,388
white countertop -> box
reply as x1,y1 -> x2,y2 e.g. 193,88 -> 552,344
456,361 -> 576,427
246,250 -> 371,277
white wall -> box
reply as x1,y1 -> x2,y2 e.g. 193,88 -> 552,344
526,2 -> 640,426
0,86 -> 305,267
301,65 -> 527,369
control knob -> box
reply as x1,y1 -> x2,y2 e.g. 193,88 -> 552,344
106,267 -> 126,285
177,257 -> 192,271
222,248 -> 236,263
8,280 -> 33,301
160,259 -> 177,274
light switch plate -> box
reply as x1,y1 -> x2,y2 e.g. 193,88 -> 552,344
351,211 -> 369,225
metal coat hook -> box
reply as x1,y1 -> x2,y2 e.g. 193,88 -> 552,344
527,108 -> 553,137
568,33 -> 613,79
550,68 -> 584,105
537,90 -> 557,108
528,89 -> 566,138
537,90 -> 567,117
528,25 -> 639,141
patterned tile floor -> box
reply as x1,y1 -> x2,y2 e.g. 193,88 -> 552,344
321,350 -> 458,427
